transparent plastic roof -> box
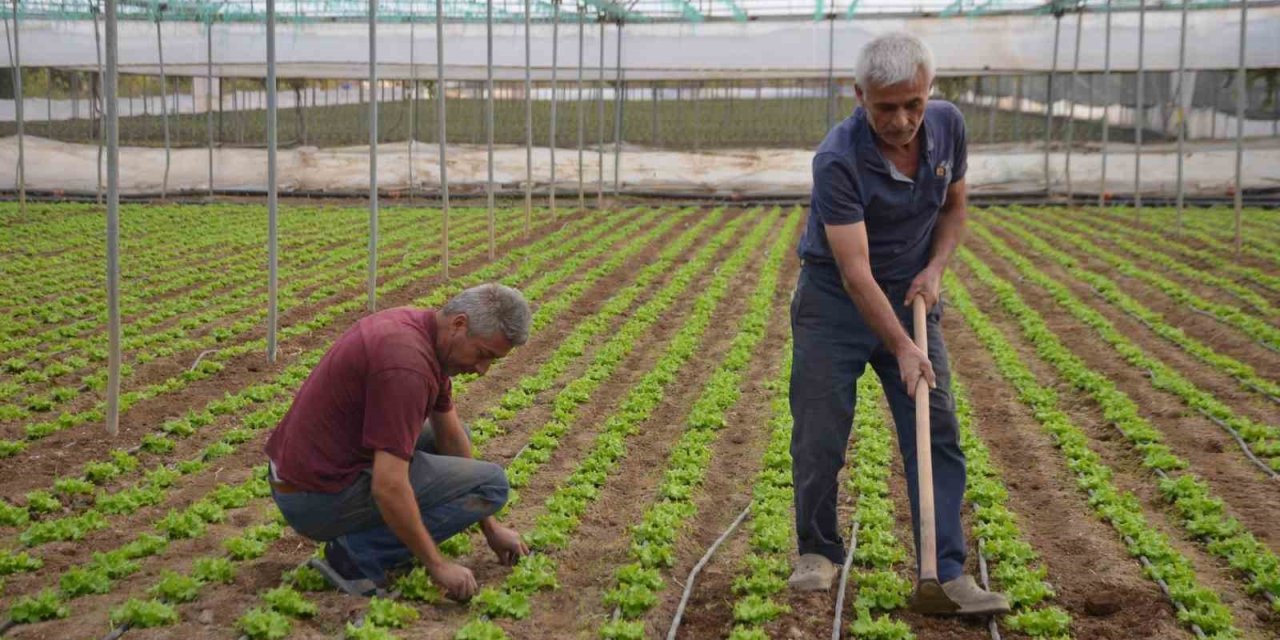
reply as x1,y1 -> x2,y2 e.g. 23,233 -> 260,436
13,0 -> 1251,24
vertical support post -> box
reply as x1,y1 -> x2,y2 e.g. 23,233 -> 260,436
409,15 -> 416,203
206,19 -> 214,197
523,0 -> 532,234
549,0 -> 560,217
1134,0 -> 1145,217
368,0 -> 379,309
44,68 -> 50,138
612,20 -> 622,196
486,0 -> 495,258
522,0 -> 532,234
266,0 -> 279,362
1099,0 -> 1112,207
986,76 -> 997,145
650,85 -> 658,144
1065,8 -> 1082,202
1013,74 -> 1023,142
825,15 -> 835,130
104,0 -> 120,435
10,0 -> 23,215
1175,0 -> 1188,224
577,5 -> 585,211
156,15 -> 170,199
93,2 -> 104,205
1044,10 -> 1061,198
437,0 -> 451,278
1228,0 -> 1249,252
597,18 -> 604,208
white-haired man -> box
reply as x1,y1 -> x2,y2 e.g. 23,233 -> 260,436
265,284 -> 531,601
788,32 -> 1009,615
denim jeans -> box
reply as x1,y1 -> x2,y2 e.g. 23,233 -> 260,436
789,262 -> 967,582
270,424 -> 508,584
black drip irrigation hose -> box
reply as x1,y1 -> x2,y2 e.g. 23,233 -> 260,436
1089,287 -> 1280,408
665,503 -> 751,640
976,538 -> 1002,640
101,621 -> 132,640
830,520 -> 859,640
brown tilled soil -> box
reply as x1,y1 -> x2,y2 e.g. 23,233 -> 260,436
0,210 -> 582,500
1,207 -> 632,639
7,204 -> 1280,640
955,258 -> 1280,639
117,208 -> 758,640
968,229 -> 1280,539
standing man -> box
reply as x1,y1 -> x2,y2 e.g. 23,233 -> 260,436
787,33 -> 1008,615
265,284 -> 531,601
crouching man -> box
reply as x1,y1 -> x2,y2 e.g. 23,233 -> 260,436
264,283 -> 531,601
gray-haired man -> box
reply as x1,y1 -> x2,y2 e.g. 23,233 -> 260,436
788,33 -> 1008,615
265,283 -> 531,601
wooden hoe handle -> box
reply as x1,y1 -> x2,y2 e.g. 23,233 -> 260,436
911,295 -> 939,582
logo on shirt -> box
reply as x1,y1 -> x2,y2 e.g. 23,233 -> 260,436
936,160 -> 951,178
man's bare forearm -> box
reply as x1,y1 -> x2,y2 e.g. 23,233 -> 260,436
840,264 -> 912,355
372,474 -> 446,568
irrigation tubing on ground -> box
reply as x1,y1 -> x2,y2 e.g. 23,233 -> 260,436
665,503 -> 752,640
830,519 -> 859,640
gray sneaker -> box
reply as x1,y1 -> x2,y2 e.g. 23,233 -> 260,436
936,575 -> 1011,616
788,553 -> 839,591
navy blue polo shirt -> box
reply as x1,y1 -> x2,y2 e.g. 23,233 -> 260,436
798,101 -> 967,284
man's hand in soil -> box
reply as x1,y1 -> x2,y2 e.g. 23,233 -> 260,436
483,521 -> 530,566
428,558 -> 479,601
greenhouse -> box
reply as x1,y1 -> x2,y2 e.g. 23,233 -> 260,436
1,0 -> 1278,638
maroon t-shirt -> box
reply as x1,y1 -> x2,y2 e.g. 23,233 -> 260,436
265,307 -> 453,493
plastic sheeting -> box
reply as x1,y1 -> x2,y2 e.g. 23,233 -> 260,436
6,135 -> 1277,198
11,6 -> 1280,80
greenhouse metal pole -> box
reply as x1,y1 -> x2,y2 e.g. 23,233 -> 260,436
156,14 -> 170,199
825,15 -> 835,130
1044,10 -> 1060,198
1228,0 -> 1249,252
1134,0 -> 1145,218
1099,0 -> 1112,207
986,76 -> 996,145
1175,0 -> 1188,224
206,19 -> 214,197
368,0 -> 379,309
523,0 -> 532,235
549,0 -> 560,217
437,0 -> 451,278
1013,74 -> 1023,141
10,0 -> 22,215
486,0 -> 494,257
105,0 -> 120,436
409,15 -> 416,203
597,19 -> 604,208
1065,8 -> 1082,202
267,0 -> 279,362
93,2 -> 104,205
577,5 -> 585,211
612,20 -> 622,196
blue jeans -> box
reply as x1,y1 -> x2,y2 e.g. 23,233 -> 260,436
789,262 -> 967,582
270,424 -> 508,585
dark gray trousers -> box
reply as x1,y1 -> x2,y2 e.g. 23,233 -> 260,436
789,262 -> 967,582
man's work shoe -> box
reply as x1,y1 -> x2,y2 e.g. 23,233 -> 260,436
788,553 -> 840,591
309,538 -> 381,597
933,575 -> 1011,616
